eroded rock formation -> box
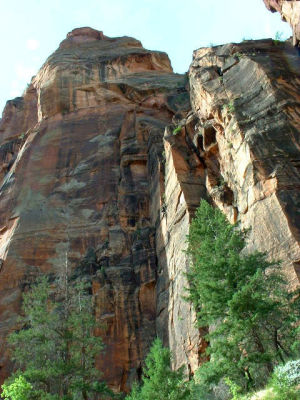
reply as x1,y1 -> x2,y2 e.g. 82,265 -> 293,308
187,38 -> 300,285
0,25 -> 299,394
263,0 -> 300,46
0,27 -> 189,391
153,38 -> 300,375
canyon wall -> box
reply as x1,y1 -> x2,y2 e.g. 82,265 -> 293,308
0,25 -> 299,393
0,27 -> 190,391
154,37 -> 300,375
188,38 -> 300,286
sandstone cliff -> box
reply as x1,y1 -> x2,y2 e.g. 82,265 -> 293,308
0,26 -> 299,394
188,38 -> 300,286
0,27 -> 190,391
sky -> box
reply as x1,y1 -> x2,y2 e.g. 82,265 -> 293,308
0,0 -> 291,114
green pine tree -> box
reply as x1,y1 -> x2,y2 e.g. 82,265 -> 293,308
125,338 -> 191,400
186,200 -> 299,392
2,276 -> 111,400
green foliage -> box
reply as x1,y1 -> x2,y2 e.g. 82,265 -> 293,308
2,275 -> 110,400
274,359 -> 300,386
172,125 -> 182,135
2,375 -> 33,400
273,31 -> 283,45
225,378 -> 243,400
185,200 -> 299,393
222,100 -> 235,114
125,338 -> 191,400
234,52 -> 244,60
267,360 -> 300,400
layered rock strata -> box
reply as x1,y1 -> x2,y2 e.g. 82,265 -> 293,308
187,38 -> 300,285
263,0 -> 300,46
148,112 -> 208,375
152,35 -> 300,378
0,26 -> 300,394
0,27 -> 190,391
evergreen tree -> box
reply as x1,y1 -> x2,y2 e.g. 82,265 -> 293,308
125,338 -> 191,400
2,276 -> 111,400
186,200 -> 299,392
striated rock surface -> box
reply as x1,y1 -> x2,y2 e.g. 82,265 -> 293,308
263,0 -> 300,46
152,35 -> 300,378
0,27 -> 190,391
188,38 -> 300,285
0,25 -> 300,395
148,112 -> 208,375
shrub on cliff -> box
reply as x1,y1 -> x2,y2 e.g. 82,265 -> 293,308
185,200 -> 299,393
125,338 -> 191,400
1,276 -> 111,400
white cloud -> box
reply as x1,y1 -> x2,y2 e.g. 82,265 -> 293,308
26,39 -> 40,51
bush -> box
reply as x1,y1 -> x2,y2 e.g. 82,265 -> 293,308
268,360 -> 300,400
274,359 -> 300,386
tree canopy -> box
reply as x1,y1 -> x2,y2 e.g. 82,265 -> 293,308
185,200 -> 299,391
2,275 -> 111,400
125,338 -> 191,400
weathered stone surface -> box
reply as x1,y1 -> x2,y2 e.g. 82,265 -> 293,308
263,0 -> 300,46
161,118 -> 210,373
1,25 -> 300,396
148,111 -> 208,376
0,27 -> 189,391
189,39 -> 300,286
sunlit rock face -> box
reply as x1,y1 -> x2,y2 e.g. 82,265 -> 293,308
263,0 -> 300,46
0,25 -> 300,395
187,38 -> 300,285
152,37 -> 300,379
0,27 -> 190,391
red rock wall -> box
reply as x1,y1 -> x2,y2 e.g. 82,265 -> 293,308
187,38 -> 300,285
0,26 -> 300,394
153,36 -> 300,378
0,27 -> 189,391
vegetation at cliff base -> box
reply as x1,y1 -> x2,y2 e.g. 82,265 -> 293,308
185,200 -> 300,395
3,201 -> 299,400
125,338 -> 191,400
125,201 -> 299,400
1,276 -> 110,400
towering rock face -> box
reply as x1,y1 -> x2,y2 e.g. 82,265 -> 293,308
0,27 -> 189,391
187,38 -> 300,284
152,38 -> 300,376
263,0 -> 300,46
0,26 -> 300,394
